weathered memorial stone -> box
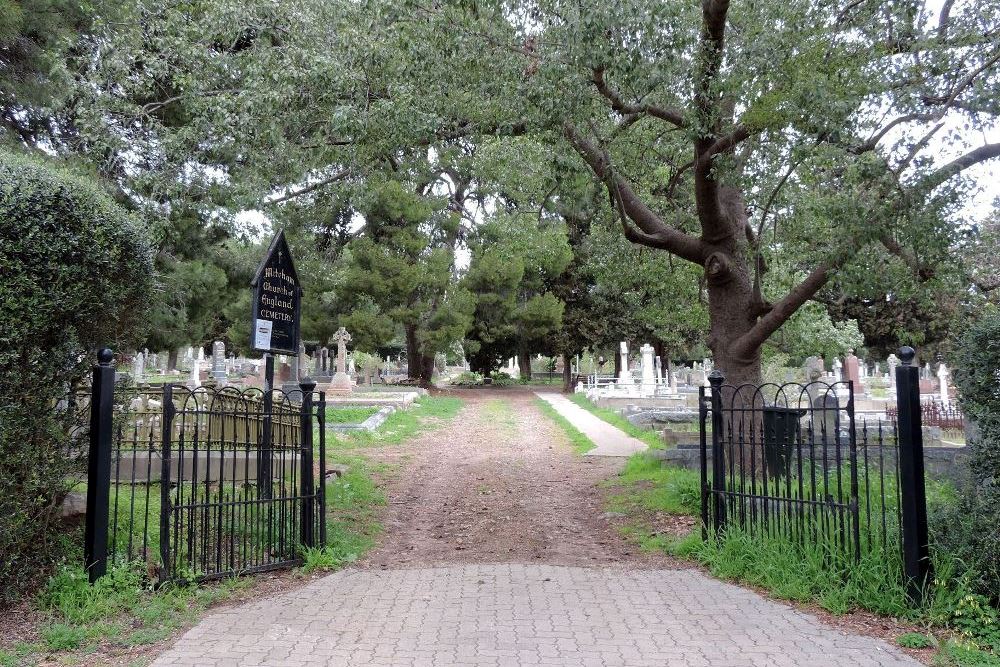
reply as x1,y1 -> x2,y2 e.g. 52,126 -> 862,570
887,354 -> 900,390
640,344 -> 656,395
131,352 -> 144,383
328,327 -> 353,394
211,341 -> 227,383
617,342 -> 634,386
844,350 -> 861,387
938,363 -> 950,406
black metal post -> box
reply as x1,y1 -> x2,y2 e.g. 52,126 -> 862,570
159,384 -> 174,582
699,386 -> 710,541
259,354 -> 274,499
895,346 -> 931,604
299,378 -> 316,549
708,370 -> 727,534
84,348 -> 115,583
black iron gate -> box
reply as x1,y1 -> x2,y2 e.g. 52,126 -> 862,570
83,350 -> 326,583
698,347 -> 932,600
699,374 -> 868,558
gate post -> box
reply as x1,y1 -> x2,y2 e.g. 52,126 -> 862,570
708,370 -> 727,534
699,385 -> 709,541
159,384 -> 175,582
84,348 -> 115,583
895,346 -> 931,604
299,378 -> 317,549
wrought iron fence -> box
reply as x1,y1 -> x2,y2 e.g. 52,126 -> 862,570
699,348 -> 932,602
699,377 -> 901,562
886,401 -> 964,436
82,351 -> 326,583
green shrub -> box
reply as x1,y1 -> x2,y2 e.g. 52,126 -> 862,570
0,149 -> 154,601
489,371 -> 515,387
897,632 -> 934,649
943,308 -> 1000,603
451,371 -> 483,386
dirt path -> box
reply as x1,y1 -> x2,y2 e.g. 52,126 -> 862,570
356,388 -> 669,569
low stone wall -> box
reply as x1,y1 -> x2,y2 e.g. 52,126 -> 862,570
328,406 -> 396,432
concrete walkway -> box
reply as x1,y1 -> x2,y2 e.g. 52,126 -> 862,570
153,564 -> 919,667
535,392 -> 648,457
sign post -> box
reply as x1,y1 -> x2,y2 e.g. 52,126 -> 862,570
250,230 -> 302,498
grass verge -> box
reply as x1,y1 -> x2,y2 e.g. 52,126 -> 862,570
534,397 -> 595,454
567,394 -> 670,449
331,395 -> 463,447
605,453 -> 1000,665
325,405 -> 380,424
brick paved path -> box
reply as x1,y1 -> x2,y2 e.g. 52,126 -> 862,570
153,564 -> 919,667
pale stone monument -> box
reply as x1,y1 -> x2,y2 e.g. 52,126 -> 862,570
131,352 -> 144,383
188,359 -> 200,389
211,341 -> 227,383
938,363 -> 950,406
328,327 -> 354,394
832,358 -> 843,382
640,343 -> 656,394
887,353 -> 900,389
617,341 -> 634,385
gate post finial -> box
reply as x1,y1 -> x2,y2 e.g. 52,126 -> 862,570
899,346 -> 916,366
708,369 -> 724,386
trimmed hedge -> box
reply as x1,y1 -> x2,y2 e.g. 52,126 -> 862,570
0,149 -> 154,602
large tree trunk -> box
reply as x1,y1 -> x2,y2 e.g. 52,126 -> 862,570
561,352 -> 573,393
702,188 -> 764,389
517,348 -> 532,381
419,353 -> 435,388
405,325 -> 421,382
167,349 -> 178,372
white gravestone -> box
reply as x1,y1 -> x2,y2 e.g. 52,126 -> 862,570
618,342 -> 633,384
887,354 -> 899,389
640,344 -> 656,395
329,327 -> 353,394
211,341 -> 227,382
938,363 -> 950,406
131,352 -> 144,383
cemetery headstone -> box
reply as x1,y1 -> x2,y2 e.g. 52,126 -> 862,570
131,352 -> 144,383
640,343 -> 655,394
329,327 -> 353,394
938,363 -> 950,406
887,354 -> 900,389
844,350 -> 861,386
211,341 -> 227,383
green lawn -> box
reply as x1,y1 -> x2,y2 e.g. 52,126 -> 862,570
325,405 -> 380,424
535,398 -> 595,454
567,394 -> 671,449
331,396 -> 464,447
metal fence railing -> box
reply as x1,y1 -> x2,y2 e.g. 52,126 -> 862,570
82,349 -> 326,584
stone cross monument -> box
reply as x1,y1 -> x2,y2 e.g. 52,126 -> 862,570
329,327 -> 354,394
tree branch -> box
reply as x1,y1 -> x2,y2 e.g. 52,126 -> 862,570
922,142 -> 1000,190
731,258 -> 840,359
855,113 -> 936,154
563,122 -> 707,264
591,68 -> 686,128
265,168 -> 350,205
693,0 -> 733,241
